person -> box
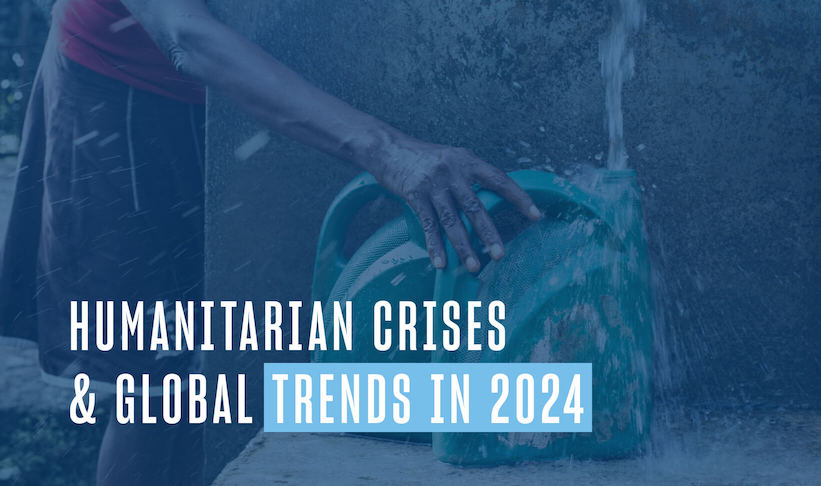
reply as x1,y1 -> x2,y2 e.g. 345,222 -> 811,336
0,0 -> 541,484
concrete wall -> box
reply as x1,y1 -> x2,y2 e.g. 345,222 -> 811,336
204,0 -> 821,478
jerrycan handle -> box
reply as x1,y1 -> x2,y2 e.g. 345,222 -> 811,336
441,170 -> 614,273
312,172 -> 398,304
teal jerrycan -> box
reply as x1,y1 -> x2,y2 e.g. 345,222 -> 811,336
432,169 -> 653,464
311,172 -> 434,443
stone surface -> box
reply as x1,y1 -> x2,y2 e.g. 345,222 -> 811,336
204,0 -> 821,480
212,411 -> 821,486
0,344 -> 72,412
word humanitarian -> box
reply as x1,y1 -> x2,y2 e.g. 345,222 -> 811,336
70,300 -> 506,353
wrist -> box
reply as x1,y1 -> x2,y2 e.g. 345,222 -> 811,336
345,123 -> 411,179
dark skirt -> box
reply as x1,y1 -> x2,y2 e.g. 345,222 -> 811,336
0,36 -> 205,390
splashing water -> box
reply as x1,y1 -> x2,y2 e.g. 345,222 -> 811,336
599,0 -> 645,170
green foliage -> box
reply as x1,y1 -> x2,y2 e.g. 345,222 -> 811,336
0,410 -> 108,486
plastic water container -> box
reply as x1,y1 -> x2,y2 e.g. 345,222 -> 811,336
311,172 -> 433,442
432,169 -> 653,464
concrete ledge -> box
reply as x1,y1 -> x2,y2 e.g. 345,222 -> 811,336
211,412 -> 821,485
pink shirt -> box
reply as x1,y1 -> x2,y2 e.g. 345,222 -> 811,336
56,0 -> 206,104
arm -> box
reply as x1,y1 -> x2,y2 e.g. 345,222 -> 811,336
120,0 -> 541,271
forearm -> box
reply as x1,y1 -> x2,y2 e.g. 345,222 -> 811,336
123,0 -> 404,174
184,21 -> 403,169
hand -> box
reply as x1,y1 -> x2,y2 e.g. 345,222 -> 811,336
371,137 -> 542,272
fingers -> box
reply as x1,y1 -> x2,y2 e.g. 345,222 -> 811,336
474,164 -> 542,221
431,190 -> 481,273
405,190 -> 447,269
451,182 -> 504,261
395,146 -> 539,272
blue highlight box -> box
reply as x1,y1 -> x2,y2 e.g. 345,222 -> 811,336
263,363 -> 592,433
